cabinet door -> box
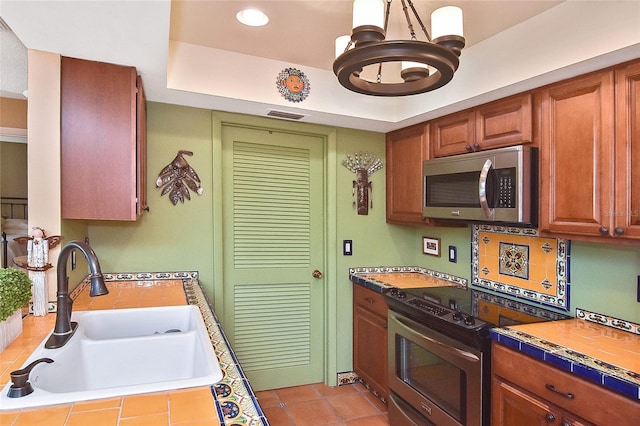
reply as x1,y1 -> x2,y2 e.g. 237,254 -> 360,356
136,76 -> 148,215
430,110 -> 475,157
353,304 -> 388,401
538,70 -> 615,237
476,94 -> 532,150
614,61 -> 640,239
492,378 -> 563,426
385,124 -> 430,224
353,285 -> 388,401
61,57 -> 141,221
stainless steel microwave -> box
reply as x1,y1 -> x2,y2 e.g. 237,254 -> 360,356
423,145 -> 537,225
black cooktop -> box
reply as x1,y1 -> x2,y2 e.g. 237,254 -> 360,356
383,284 -> 570,350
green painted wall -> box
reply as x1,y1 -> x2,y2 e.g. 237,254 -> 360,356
567,241 -> 640,321
409,228 -> 640,322
1,141 -> 28,199
82,102 -> 640,384
87,103 -> 215,295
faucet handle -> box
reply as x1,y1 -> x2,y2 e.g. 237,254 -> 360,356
8,358 -> 54,398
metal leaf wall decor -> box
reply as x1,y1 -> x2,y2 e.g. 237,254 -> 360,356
156,150 -> 204,205
342,152 -> 383,215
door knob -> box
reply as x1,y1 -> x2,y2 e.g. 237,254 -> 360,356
312,270 -> 323,279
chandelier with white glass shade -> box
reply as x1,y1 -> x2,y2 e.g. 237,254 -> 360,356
333,0 -> 465,96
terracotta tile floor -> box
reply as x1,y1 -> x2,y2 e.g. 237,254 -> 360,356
255,383 -> 389,426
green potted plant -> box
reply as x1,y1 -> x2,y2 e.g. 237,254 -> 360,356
0,267 -> 32,351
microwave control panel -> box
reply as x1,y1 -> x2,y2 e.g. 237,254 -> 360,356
496,168 -> 516,208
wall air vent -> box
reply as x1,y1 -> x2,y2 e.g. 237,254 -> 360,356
267,110 -> 305,120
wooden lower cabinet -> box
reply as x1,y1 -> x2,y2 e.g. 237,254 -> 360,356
352,284 -> 388,401
492,343 -> 639,426
492,378 -> 593,426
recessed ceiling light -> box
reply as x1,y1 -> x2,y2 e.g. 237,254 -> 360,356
236,9 -> 269,27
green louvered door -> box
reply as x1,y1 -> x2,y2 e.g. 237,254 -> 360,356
221,124 -> 325,391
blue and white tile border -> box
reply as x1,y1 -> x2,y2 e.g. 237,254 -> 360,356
576,308 -> 640,335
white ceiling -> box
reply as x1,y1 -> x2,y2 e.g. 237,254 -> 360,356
1,1 -> 638,133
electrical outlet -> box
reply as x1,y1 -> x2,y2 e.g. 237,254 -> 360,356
343,240 -> 352,256
448,245 -> 457,263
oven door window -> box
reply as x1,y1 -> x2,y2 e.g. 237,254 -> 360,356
396,334 -> 465,423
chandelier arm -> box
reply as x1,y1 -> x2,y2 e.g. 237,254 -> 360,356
399,0 -> 418,40
407,0 -> 431,41
384,0 -> 392,32
377,0 -> 392,83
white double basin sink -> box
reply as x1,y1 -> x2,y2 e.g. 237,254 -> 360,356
0,305 -> 223,410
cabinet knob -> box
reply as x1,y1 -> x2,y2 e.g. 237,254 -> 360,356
614,227 -> 624,235
312,270 -> 323,279
545,413 -> 556,423
465,144 -> 473,152
142,206 -> 150,212
598,226 -> 609,234
473,143 -> 480,150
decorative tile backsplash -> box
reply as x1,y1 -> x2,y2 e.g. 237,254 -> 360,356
472,224 -> 570,310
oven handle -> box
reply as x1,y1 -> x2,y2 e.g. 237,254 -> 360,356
478,159 -> 494,219
390,311 -> 480,362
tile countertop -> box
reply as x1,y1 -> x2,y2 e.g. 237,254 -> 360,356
490,314 -> 640,401
349,266 -> 640,402
0,272 -> 268,426
349,265 -> 468,293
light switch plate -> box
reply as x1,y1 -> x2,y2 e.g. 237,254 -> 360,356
343,240 -> 352,256
448,245 -> 457,263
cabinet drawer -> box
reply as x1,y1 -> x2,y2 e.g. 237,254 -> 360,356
353,285 -> 388,318
493,343 -> 639,425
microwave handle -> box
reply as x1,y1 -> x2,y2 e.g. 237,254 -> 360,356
479,159 -> 494,219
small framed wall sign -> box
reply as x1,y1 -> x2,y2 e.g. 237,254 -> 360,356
423,237 -> 441,257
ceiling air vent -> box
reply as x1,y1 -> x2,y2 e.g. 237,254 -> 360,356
267,110 -> 305,120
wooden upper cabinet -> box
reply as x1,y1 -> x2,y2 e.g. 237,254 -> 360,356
538,61 -> 640,242
614,60 -> 640,239
538,70 -> 615,238
136,76 -> 148,217
475,94 -> 532,149
430,109 -> 475,157
431,93 -> 532,157
386,123 -> 430,224
61,57 -> 147,220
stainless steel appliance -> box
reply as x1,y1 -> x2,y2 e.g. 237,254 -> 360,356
423,145 -> 537,225
384,286 -> 569,426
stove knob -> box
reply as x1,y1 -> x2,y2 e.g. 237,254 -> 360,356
452,311 -> 465,321
463,315 -> 476,326
389,288 -> 406,299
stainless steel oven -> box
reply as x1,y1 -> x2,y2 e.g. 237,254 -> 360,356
384,286 -> 571,426
388,310 -> 486,426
